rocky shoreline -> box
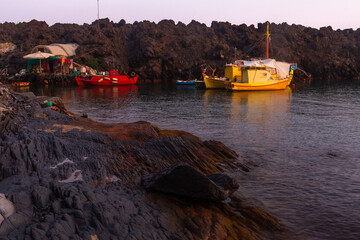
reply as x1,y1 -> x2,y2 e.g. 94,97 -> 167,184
1,19 -> 360,83
0,83 -> 301,239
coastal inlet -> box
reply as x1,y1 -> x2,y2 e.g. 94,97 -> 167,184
33,81 -> 360,240
0,83 -> 298,239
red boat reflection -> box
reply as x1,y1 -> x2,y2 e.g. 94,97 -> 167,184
76,85 -> 138,99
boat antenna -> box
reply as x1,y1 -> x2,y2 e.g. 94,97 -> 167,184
97,0 -> 100,31
266,21 -> 270,59
97,0 -> 100,21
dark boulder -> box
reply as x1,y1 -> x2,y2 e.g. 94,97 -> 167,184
143,163 -> 229,201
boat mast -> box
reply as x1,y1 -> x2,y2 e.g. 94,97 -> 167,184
266,22 -> 270,59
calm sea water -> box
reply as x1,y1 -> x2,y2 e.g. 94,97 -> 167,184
32,82 -> 360,240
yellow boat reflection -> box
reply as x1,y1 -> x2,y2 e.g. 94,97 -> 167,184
203,87 -> 292,127
230,88 -> 292,126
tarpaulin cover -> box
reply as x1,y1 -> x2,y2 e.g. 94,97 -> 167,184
234,59 -> 292,77
31,43 -> 78,57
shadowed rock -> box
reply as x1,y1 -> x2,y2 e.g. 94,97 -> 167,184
143,163 -> 228,201
207,173 -> 239,195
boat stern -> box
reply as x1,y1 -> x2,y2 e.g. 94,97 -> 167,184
75,77 -> 85,86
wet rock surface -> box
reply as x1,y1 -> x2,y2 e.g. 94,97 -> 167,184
1,19 -> 360,83
208,172 -> 240,195
0,83 -> 300,239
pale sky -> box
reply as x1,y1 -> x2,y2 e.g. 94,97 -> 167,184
0,0 -> 359,30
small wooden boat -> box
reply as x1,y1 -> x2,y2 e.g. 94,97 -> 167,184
12,82 -> 30,88
76,70 -> 138,86
176,80 -> 196,85
203,74 -> 229,89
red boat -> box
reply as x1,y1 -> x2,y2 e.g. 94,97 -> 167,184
75,70 -> 138,86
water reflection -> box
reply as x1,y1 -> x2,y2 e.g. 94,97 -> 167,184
76,85 -> 138,99
203,88 -> 292,126
12,86 -> 30,92
230,88 -> 292,126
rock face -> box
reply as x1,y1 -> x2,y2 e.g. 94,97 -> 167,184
1,19 -> 360,83
0,83 -> 300,239
0,43 -> 16,55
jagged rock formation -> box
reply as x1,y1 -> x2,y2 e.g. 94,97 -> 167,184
0,19 -> 360,83
0,83 -> 301,239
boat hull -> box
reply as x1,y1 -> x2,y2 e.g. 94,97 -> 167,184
12,82 -> 30,88
176,80 -> 196,85
194,80 -> 205,89
204,75 -> 227,89
76,75 -> 138,86
226,78 -> 291,91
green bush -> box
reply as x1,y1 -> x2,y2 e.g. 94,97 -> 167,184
85,58 -> 104,71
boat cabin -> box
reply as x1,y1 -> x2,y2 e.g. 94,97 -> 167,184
225,59 -> 294,84
241,68 -> 272,83
225,64 -> 242,82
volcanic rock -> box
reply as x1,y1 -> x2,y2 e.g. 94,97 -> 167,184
143,163 -> 229,201
1,19 -> 360,83
207,172 -> 239,195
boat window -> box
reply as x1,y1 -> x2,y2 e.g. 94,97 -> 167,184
267,68 -> 276,75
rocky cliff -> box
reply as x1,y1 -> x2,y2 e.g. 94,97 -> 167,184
1,19 -> 359,83
0,83 -> 306,239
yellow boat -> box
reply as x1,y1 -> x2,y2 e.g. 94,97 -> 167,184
224,22 -> 296,91
203,74 -> 228,89
224,59 -> 295,91
227,78 -> 291,91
